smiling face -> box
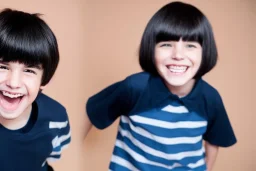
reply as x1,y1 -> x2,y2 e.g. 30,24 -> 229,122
155,38 -> 202,93
0,61 -> 45,121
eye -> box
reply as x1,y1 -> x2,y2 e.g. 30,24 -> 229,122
186,44 -> 197,48
185,41 -> 200,48
160,43 -> 172,47
24,69 -> 36,75
0,65 -> 8,70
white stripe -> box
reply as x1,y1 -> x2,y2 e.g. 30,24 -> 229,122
162,105 -> 189,113
52,130 -> 71,148
46,157 -> 59,163
115,140 -> 182,169
49,121 -> 68,129
42,152 -> 70,166
115,140 -> 205,170
188,158 -> 205,169
118,126 -> 205,160
41,161 -> 46,167
50,144 -> 69,155
41,131 -> 70,167
121,116 -> 202,145
130,115 -> 207,129
44,144 -> 70,166
111,155 -> 140,171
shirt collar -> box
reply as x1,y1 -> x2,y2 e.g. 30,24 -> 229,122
147,74 -> 204,109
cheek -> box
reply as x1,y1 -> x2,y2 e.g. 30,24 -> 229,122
0,72 -> 7,82
23,77 -> 42,91
155,50 -> 170,65
188,52 -> 202,66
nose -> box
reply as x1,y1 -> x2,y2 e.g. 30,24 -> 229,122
172,41 -> 184,61
6,71 -> 22,89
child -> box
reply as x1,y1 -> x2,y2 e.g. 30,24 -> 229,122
86,1 -> 236,171
0,9 -> 71,171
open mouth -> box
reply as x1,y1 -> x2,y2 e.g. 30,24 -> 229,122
0,90 -> 24,111
167,65 -> 188,74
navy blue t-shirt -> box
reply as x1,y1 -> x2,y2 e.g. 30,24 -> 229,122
86,72 -> 237,171
0,93 -> 71,171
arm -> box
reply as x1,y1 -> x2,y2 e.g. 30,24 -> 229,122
84,113 -> 93,138
203,89 -> 236,169
85,73 -> 149,137
46,110 -> 71,166
86,77 -> 133,130
205,141 -> 219,171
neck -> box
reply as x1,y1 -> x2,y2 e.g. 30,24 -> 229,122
165,79 -> 196,98
0,105 -> 32,130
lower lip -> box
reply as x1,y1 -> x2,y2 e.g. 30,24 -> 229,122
0,93 -> 24,112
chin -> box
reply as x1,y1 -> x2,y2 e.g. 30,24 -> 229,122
0,113 -> 20,120
164,77 -> 190,86
0,105 -> 27,120
168,82 -> 187,87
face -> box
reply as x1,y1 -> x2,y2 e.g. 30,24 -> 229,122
155,38 -> 202,90
0,61 -> 45,120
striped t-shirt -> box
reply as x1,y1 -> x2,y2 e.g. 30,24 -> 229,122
110,102 -> 207,170
87,72 -> 236,171
0,93 -> 71,171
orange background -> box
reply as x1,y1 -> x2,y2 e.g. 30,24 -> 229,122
0,0 -> 255,171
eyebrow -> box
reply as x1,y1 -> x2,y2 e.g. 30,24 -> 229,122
0,61 -> 8,65
26,64 -> 42,70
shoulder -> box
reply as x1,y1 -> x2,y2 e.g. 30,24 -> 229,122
36,93 -> 68,120
200,79 -> 223,104
126,72 -> 150,81
36,93 -> 66,110
125,72 -> 150,91
199,79 -> 227,120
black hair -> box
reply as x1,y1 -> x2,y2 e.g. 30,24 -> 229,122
0,9 -> 59,86
139,1 -> 218,78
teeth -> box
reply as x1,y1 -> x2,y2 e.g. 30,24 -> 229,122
2,91 -> 23,98
168,65 -> 187,73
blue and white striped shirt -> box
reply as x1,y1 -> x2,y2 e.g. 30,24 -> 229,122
87,72 -> 236,171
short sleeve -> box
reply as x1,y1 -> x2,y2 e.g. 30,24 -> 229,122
86,77 -> 133,129
203,92 -> 237,147
47,109 -> 71,162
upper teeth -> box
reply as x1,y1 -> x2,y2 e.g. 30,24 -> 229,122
2,91 -> 23,98
168,66 -> 187,73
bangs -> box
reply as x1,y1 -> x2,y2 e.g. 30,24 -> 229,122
154,1 -> 206,45
155,17 -> 204,45
0,10 -> 50,68
0,25 -> 49,68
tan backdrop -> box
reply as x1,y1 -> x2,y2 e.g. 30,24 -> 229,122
0,0 -> 88,170
0,0 -> 255,171
83,1 -> 256,171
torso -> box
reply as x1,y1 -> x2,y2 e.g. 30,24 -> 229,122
0,93 -> 70,171
110,100 -> 207,171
